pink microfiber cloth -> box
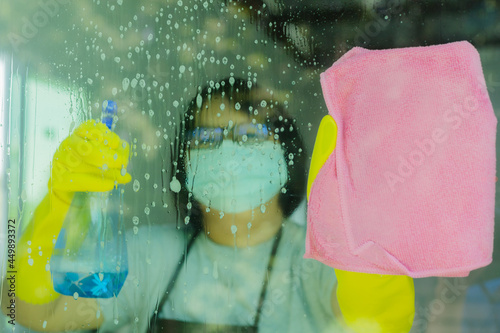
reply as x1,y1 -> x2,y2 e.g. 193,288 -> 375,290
305,41 -> 497,278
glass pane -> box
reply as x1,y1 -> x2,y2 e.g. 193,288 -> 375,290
1,1 -> 499,332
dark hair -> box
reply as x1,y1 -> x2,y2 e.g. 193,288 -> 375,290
175,77 -> 307,231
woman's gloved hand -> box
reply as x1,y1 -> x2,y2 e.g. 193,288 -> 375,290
335,269 -> 415,333
16,119 -> 131,304
307,115 -> 415,333
50,119 -> 131,197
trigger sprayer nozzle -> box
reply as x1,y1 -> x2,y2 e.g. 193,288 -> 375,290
101,100 -> 118,130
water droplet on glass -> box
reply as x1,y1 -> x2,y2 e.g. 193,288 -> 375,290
231,225 -> 237,234
260,205 -> 266,213
144,207 -> 150,215
132,216 -> 139,225
73,292 -> 79,300
170,177 -> 181,193
28,258 -> 34,266
133,180 -> 140,192
122,78 -> 130,91
133,226 -> 139,234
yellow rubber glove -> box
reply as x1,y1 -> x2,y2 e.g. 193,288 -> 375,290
308,115 -> 415,333
16,119 -> 131,304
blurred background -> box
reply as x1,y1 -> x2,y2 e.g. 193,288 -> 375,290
0,0 -> 499,332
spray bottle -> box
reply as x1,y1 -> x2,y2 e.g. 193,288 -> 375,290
50,100 -> 128,298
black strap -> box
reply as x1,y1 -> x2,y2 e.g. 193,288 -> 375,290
149,226 -> 283,332
151,319 -> 258,333
150,227 -> 201,331
252,226 -> 283,328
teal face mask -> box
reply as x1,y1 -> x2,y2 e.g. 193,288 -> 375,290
186,140 -> 288,213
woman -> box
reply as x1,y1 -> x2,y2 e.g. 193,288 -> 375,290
3,78 -> 342,332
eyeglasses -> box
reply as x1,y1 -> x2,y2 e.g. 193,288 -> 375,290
185,123 -> 271,149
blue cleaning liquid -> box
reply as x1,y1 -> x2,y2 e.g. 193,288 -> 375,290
52,270 -> 128,298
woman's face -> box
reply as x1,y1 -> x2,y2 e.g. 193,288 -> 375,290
185,94 -> 287,215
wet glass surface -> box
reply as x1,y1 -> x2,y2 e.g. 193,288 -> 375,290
1,1 -> 499,332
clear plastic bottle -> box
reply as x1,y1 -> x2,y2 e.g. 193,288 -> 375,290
50,100 -> 128,298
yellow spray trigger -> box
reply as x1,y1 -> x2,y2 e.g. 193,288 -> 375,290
307,115 -> 337,200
